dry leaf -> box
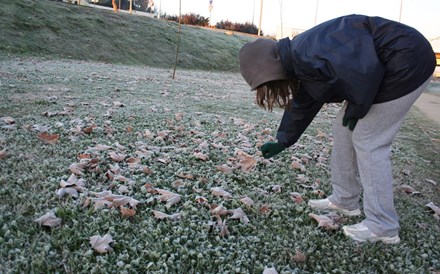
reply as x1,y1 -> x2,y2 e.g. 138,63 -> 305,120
108,152 -> 127,162
291,250 -> 307,263
219,219 -> 230,237
176,173 -> 195,180
90,234 -> 113,253
398,184 -> 420,195
290,192 -> 304,204
240,196 -> 254,207
211,187 -> 232,199
195,196 -> 209,204
194,152 -> 209,161
272,185 -> 282,193
216,164 -> 233,173
235,150 -> 257,172
37,132 -> 59,144
156,189 -> 181,207
228,208 -> 250,224
259,204 -> 272,214
0,149 -> 7,159
120,206 -> 136,217
210,204 -> 229,216
308,213 -> 339,230
426,202 -> 440,216
290,160 -> 306,172
35,212 -> 61,228
0,116 -> 15,124
69,162 -> 87,175
152,210 -> 181,221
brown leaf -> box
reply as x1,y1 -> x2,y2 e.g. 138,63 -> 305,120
35,212 -> 61,227
398,184 -> 421,195
37,132 -> 59,144
272,185 -> 282,193
290,160 -> 306,172
211,187 -> 232,199
0,149 -> 7,159
239,196 -> 254,207
290,192 -> 304,204
216,164 -> 233,173
0,116 -> 15,124
210,204 -> 229,216
194,152 -> 209,161
152,210 -> 181,221
176,173 -> 195,180
156,189 -> 181,207
235,150 -> 257,172
308,213 -> 339,230
90,234 -> 113,253
120,206 -> 136,217
195,196 -> 209,205
69,162 -> 87,175
108,151 -> 126,162
426,202 -> 440,215
291,250 -> 307,263
228,208 -> 249,224
259,204 -> 272,214
219,219 -> 230,237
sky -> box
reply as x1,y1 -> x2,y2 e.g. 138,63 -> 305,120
156,0 -> 440,40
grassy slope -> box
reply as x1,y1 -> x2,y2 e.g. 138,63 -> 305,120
0,0 -> 255,71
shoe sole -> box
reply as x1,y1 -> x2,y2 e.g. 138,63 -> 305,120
308,201 -> 362,217
342,227 -> 401,244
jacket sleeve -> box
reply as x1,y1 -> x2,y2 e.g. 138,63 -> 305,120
276,87 -> 323,148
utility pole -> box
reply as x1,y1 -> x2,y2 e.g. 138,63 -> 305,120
209,0 -> 213,24
258,0 -> 263,36
279,0 -> 283,38
314,0 -> 319,25
399,0 -> 403,22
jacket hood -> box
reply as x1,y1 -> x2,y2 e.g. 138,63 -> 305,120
239,38 -> 289,90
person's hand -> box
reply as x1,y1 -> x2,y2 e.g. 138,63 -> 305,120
260,142 -> 285,159
342,115 -> 358,131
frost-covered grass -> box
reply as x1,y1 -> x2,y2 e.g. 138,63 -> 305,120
0,57 -> 439,273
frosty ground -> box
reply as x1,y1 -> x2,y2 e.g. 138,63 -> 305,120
0,56 -> 439,273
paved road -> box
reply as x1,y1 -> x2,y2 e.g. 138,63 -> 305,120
414,92 -> 440,124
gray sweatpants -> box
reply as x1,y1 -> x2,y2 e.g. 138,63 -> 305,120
328,78 -> 431,237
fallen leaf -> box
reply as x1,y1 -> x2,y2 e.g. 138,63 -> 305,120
90,234 -> 113,253
308,213 -> 339,230
211,187 -> 232,199
398,184 -> 421,195
290,192 -> 304,204
35,212 -> 61,228
0,149 -> 7,159
108,151 -> 126,162
219,219 -> 230,237
291,250 -> 307,263
0,116 -> 15,124
210,204 -> 229,216
216,164 -> 233,173
195,196 -> 208,204
272,185 -> 282,193
194,152 -> 209,161
240,196 -> 254,207
69,162 -> 87,175
37,132 -> 59,144
120,206 -> 136,217
290,160 -> 306,172
426,202 -> 440,215
228,208 -> 249,224
235,150 -> 257,172
152,210 -> 181,221
259,204 -> 272,214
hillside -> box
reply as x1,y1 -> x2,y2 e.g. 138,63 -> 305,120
0,0 -> 256,71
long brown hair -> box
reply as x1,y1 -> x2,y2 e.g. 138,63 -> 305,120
255,79 -> 300,111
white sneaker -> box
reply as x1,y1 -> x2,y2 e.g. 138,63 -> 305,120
342,222 -> 400,244
308,198 -> 361,216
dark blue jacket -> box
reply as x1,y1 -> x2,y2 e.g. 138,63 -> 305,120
277,15 -> 436,148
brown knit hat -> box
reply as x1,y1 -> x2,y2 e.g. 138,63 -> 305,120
239,38 -> 288,90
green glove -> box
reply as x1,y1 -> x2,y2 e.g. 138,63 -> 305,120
342,116 -> 358,131
260,142 -> 285,159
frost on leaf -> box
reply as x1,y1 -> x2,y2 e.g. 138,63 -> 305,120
155,189 -> 181,207
90,234 -> 113,253
108,151 -> 127,162
426,202 -> 440,220
57,174 -> 86,198
194,152 -> 209,161
210,204 -> 229,216
0,116 -> 15,124
152,210 -> 181,221
308,213 -> 340,230
37,132 -> 59,144
90,191 -> 139,210
216,164 -> 233,173
211,187 -> 232,199
240,196 -> 254,207
235,150 -> 257,172
228,208 -> 250,224
290,159 -> 306,173
290,192 -> 304,204
35,212 -> 62,228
